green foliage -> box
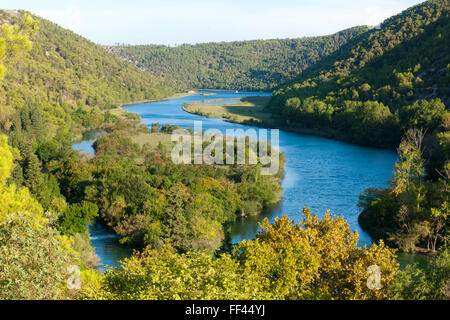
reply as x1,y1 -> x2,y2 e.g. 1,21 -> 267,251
57,201 -> 99,236
393,246 -> 450,299
271,0 -> 449,148
79,209 -> 400,300
1,3 -> 448,301
359,128 -> 449,253
0,214 -> 73,300
235,209 -> 400,300
0,135 -> 45,226
0,135 -> 13,183
0,10 -> 175,113
0,134 -> 76,300
93,133 -> 140,156
88,245 -> 260,300
399,98 -> 447,131
67,233 -> 100,270
0,9 -> 176,144
5,101 -> 68,212
48,120 -> 282,253
392,128 -> 426,196
0,11 -> 37,81
265,0 -> 450,256
69,136 -> 283,252
0,10 -> 177,216
108,26 -> 368,91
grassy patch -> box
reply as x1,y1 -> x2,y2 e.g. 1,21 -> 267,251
129,132 -> 175,164
183,96 -> 277,125
130,132 -> 174,149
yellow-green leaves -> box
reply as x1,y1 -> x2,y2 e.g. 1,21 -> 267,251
393,128 -> 426,196
0,135 -> 46,227
0,133 -> 78,299
0,13 -> 37,82
235,208 -> 399,300
0,214 -> 72,300
84,208 -> 400,300
236,214 -> 320,299
0,135 -> 13,183
84,244 -> 260,300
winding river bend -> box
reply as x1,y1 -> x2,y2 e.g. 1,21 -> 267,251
74,90 -> 402,270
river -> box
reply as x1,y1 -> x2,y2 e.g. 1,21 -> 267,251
72,90 -> 428,270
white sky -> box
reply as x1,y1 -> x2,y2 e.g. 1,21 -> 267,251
4,0 -> 425,45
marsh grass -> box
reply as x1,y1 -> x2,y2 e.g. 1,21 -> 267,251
183,96 -> 274,124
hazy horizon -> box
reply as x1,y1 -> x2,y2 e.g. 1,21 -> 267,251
5,0 -> 425,46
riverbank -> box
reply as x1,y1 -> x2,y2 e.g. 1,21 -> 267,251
119,91 -> 198,108
181,94 -> 408,252
182,96 -> 397,151
74,90 -> 425,270
71,91 -> 196,143
184,94 -> 447,261
72,90 -> 287,269
182,96 -> 272,123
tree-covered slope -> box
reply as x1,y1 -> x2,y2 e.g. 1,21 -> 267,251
0,10 -> 178,224
106,26 -> 368,91
270,0 -> 449,148
0,10 -> 175,113
264,0 -> 449,255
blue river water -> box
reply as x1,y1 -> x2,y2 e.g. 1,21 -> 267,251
123,90 -> 397,246
73,90 -> 421,270
71,132 -> 102,155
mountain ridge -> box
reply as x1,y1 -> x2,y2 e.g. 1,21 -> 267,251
0,10 -> 176,112
106,26 -> 369,91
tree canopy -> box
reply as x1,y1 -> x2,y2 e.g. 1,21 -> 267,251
108,26 -> 368,91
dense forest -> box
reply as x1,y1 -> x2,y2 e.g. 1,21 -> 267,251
67,121 -> 284,252
78,210 -> 449,300
269,0 -> 449,256
106,26 -> 368,91
0,10 -> 176,139
270,0 -> 449,148
0,10 -> 285,299
0,2 -> 449,301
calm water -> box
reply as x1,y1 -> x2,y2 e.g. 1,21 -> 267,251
89,224 -> 133,272
397,252 -> 431,270
124,90 -> 397,247
73,132 -> 134,270
74,90 -> 402,269
71,132 -> 103,155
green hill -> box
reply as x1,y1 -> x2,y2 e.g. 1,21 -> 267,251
270,0 -> 449,148
0,10 -> 175,116
0,10 -> 176,212
264,0 -> 449,253
106,26 -> 368,91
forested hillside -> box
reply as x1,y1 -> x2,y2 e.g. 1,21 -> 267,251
0,3 -> 448,301
107,26 -> 368,91
0,11 -> 286,299
0,11 -> 178,299
0,10 -> 175,120
270,0 -> 449,148
267,0 -> 449,254
0,9 -> 179,216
